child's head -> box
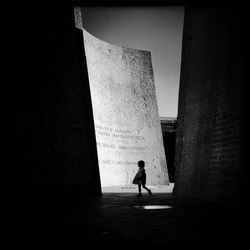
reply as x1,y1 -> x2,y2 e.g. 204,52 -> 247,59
138,160 -> 145,168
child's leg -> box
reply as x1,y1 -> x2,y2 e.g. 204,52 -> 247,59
142,185 -> 152,195
138,184 -> 142,194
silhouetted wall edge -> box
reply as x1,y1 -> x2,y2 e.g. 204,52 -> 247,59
8,6 -> 102,198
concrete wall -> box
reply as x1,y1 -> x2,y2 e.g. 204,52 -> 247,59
8,7 -> 101,197
82,29 -> 169,187
174,4 -> 247,203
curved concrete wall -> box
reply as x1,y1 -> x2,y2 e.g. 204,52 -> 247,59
83,29 -> 169,187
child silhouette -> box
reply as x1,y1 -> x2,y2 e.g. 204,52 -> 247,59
132,160 -> 152,197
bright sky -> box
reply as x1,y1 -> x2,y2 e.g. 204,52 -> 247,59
81,7 -> 184,117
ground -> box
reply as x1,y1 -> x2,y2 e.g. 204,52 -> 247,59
102,183 -> 174,193
10,185 -> 248,249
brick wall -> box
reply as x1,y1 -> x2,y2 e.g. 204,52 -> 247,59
207,9 -> 245,198
174,4 -> 247,203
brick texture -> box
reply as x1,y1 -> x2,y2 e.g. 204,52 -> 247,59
174,4 -> 247,202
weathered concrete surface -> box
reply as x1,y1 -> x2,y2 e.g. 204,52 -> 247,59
82,29 -> 169,187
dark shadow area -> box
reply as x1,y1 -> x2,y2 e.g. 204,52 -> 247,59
163,131 -> 176,183
8,5 -> 101,197
161,118 -> 177,183
11,193 -> 248,248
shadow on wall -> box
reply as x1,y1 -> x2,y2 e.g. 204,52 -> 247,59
163,131 -> 176,183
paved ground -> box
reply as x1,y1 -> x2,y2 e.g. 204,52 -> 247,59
10,188 -> 248,249
102,183 -> 174,193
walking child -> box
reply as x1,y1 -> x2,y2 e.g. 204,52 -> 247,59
132,160 -> 152,197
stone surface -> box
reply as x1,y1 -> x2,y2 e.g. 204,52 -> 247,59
82,29 -> 169,187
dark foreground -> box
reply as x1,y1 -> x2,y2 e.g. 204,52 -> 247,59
9,192 -> 248,249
